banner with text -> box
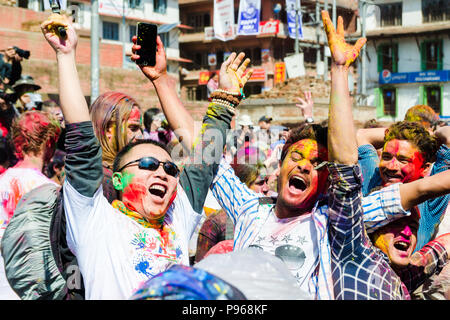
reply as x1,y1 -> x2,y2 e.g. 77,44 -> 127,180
237,0 -> 261,35
214,0 -> 236,41
286,0 -> 303,39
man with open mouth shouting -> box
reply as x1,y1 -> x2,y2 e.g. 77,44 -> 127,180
40,13 -> 252,299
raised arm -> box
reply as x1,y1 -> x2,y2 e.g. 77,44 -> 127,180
399,170 -> 450,211
324,11 -> 366,165
173,52 -> 252,213
41,14 -> 102,198
41,14 -> 89,124
434,126 -> 450,148
356,127 -> 386,148
131,35 -> 196,150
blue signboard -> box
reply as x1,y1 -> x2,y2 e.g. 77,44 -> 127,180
286,0 -> 303,39
237,0 -> 261,35
379,70 -> 450,85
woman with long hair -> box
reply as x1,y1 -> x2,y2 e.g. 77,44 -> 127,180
89,92 -> 143,203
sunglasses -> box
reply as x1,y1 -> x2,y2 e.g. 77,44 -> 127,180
117,156 -> 180,177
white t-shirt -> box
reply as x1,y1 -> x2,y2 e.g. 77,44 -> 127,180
248,211 -> 319,299
0,167 -> 58,300
63,180 -> 201,300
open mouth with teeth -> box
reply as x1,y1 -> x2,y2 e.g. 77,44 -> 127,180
393,240 -> 410,252
288,176 -> 307,193
148,184 -> 167,199
382,172 -> 404,183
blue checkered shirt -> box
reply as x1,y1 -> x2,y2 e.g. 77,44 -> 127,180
328,163 -> 448,300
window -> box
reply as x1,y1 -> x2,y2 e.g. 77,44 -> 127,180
129,25 -> 137,41
379,3 -> 402,27
422,0 -> 450,22
103,21 -> 119,41
382,88 -> 396,116
377,44 -> 398,73
129,0 -> 142,9
154,0 -> 167,14
421,40 -> 443,70
187,12 -> 211,33
160,32 -> 170,48
193,52 -> 208,68
17,0 -> 28,8
67,2 -> 84,24
426,86 -> 441,114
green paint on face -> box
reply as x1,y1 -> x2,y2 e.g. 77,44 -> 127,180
112,171 -> 135,191
121,171 -> 135,189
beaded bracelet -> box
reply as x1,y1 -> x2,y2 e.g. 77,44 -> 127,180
213,88 -> 245,100
209,91 -> 241,105
211,99 -> 236,114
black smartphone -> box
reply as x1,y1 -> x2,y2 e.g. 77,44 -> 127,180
136,22 -> 157,67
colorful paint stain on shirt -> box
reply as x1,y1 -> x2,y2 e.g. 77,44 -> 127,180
130,226 -> 183,279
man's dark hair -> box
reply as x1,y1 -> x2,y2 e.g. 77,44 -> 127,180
113,139 -> 171,173
384,121 -> 438,164
280,124 -> 328,162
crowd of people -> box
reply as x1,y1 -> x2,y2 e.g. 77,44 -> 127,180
0,11 -> 449,301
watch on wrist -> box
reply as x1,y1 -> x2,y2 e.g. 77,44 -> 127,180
306,117 -> 314,123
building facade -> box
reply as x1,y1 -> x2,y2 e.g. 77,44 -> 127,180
178,0 -> 358,102
0,0 -> 185,106
362,0 -> 450,121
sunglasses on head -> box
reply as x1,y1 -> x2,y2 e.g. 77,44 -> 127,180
117,156 -> 180,177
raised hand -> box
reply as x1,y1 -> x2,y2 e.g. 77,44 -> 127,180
321,10 -> 366,67
131,35 -> 167,82
219,52 -> 253,94
296,91 -> 314,118
41,13 -> 77,55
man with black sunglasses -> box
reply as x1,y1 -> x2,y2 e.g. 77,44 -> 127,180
41,14 -> 253,299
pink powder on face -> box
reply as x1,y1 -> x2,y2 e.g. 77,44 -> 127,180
129,107 -> 141,124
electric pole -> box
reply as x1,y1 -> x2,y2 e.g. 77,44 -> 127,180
91,0 -> 100,102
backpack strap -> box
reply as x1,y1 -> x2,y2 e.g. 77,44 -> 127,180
49,187 -> 85,300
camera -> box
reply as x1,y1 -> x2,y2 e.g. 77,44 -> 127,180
0,89 -> 16,104
13,46 -> 30,60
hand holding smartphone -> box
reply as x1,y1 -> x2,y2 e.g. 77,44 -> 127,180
136,22 -> 157,67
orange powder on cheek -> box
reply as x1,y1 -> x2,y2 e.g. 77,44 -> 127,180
373,233 -> 390,255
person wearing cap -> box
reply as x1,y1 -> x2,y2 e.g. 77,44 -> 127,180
12,75 -> 42,113
258,115 -> 272,131
229,114 -> 255,157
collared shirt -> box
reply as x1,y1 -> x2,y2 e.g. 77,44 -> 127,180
358,143 -> 450,251
210,158 -> 411,300
329,164 -> 448,300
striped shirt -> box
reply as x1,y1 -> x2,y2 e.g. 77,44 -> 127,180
211,158 -> 411,299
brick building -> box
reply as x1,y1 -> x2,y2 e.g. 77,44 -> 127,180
178,0 -> 358,102
355,0 -> 450,121
0,0 -> 186,107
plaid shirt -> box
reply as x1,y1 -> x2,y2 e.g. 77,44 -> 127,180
328,163 -> 449,300
211,159 -> 421,299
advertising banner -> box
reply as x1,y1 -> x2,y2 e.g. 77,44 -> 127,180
237,0 -> 261,35
213,0 -> 236,41
199,71 -> 211,85
379,70 -> 450,85
259,20 -> 280,35
274,62 -> 286,84
244,68 -> 266,82
286,0 -> 303,39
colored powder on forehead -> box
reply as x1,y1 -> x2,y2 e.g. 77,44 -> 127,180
129,107 -> 141,122
291,139 -> 318,158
